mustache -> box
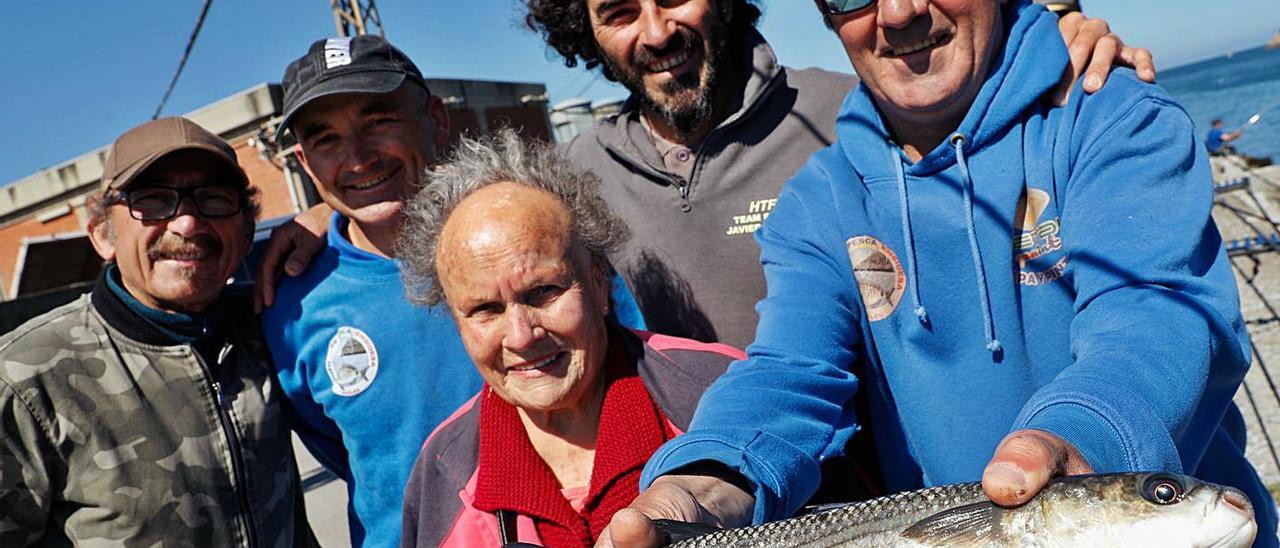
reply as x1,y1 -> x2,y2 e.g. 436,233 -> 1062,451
632,26 -> 698,67
147,233 -> 222,260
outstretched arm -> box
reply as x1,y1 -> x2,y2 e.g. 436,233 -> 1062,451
1003,88 -> 1248,502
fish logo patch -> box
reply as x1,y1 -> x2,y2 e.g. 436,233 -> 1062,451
847,236 -> 905,322
1013,188 -> 1067,286
325,327 -> 378,397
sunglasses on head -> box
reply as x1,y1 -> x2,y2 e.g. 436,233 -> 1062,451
816,0 -> 877,15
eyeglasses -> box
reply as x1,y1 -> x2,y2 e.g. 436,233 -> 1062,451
816,0 -> 877,15
114,185 -> 246,221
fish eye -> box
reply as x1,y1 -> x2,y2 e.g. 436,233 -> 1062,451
1143,476 -> 1185,505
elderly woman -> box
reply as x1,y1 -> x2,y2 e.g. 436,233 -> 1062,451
395,130 -> 744,547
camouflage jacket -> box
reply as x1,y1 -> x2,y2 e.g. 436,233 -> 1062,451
0,280 -> 307,547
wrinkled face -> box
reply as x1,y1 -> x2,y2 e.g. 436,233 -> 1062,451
437,183 -> 611,415
293,83 -> 449,230
831,0 -> 1003,129
589,0 -> 731,134
89,150 -> 252,313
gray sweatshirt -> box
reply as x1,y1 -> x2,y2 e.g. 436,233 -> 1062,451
567,29 -> 858,350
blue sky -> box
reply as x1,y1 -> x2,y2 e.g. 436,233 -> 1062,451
2,0 -> 1276,185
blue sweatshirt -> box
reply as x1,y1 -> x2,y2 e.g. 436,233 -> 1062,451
641,1 -> 1277,541
262,214 -> 483,547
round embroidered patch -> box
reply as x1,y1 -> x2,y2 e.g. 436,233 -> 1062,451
846,236 -> 906,322
325,327 -> 379,397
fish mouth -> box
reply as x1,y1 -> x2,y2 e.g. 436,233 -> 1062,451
1203,490 -> 1257,548
1219,489 -> 1254,517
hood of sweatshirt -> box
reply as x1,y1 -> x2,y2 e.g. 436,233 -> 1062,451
838,0 -> 1065,178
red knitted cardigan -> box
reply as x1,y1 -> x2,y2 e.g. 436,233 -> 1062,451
471,346 -> 675,547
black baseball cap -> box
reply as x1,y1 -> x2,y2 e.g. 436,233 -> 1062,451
278,35 -> 430,144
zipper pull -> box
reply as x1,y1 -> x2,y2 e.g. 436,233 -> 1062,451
212,381 -> 229,408
674,178 -> 692,212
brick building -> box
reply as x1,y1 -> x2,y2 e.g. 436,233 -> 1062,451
0,78 -> 551,326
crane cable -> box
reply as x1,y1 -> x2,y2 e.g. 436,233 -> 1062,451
153,0 -> 213,120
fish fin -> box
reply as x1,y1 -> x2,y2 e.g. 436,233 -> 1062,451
652,519 -> 721,545
900,501 -> 1004,545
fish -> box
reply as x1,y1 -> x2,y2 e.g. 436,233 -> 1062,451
656,472 -> 1257,547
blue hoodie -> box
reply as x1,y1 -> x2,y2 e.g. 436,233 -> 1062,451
641,0 -> 1277,540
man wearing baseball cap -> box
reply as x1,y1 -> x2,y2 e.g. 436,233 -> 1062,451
261,35 -> 483,547
0,117 -> 310,546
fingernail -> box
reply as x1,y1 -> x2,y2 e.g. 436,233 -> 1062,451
988,463 -> 1027,494
1085,74 -> 1101,91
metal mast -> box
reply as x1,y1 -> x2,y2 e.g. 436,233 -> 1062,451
331,0 -> 384,37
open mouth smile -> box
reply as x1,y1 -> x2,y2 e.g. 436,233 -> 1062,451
648,49 -> 691,73
886,33 -> 951,57
508,351 -> 566,374
346,168 -> 397,191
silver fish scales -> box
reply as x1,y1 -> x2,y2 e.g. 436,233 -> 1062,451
662,472 -> 1257,547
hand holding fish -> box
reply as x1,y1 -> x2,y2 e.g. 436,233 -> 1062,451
981,429 -> 1094,506
597,469 -> 754,548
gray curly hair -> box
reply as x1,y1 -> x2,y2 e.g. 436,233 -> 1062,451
397,129 -> 630,306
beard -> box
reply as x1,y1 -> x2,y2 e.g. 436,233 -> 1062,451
605,20 -> 733,138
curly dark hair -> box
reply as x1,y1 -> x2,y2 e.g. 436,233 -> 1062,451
525,0 -> 762,82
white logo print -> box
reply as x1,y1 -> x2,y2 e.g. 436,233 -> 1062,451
324,37 -> 353,69
325,327 -> 378,396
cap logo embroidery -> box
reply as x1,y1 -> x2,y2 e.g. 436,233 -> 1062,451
325,326 -> 379,396
323,37 -> 353,69
847,236 -> 906,322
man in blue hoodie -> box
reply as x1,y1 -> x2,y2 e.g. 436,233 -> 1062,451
602,0 -> 1278,546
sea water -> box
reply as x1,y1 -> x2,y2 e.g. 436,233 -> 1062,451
1162,45 -> 1280,162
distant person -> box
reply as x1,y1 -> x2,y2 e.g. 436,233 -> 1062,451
1207,118 -> 1243,155
601,1 -> 1276,546
0,117 -> 309,546
397,131 -> 741,547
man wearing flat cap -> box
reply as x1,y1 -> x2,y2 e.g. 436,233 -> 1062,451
0,117 -> 310,546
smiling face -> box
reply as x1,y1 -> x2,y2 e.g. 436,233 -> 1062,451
589,0 -> 732,136
89,150 -> 252,314
436,182 -> 611,416
831,0 -> 1004,138
293,83 -> 449,240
